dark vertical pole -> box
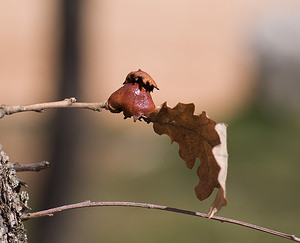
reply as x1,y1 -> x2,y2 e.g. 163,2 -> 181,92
34,1 -> 81,242
60,0 -> 80,99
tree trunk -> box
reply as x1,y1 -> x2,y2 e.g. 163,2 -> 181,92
0,145 -> 27,242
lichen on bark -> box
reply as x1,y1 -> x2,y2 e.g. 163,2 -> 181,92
0,145 -> 28,243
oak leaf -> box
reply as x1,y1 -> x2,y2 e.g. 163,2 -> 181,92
148,102 -> 228,217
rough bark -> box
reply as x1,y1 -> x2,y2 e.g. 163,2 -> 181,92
0,145 -> 28,243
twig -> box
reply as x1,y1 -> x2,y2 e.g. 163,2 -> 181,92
0,98 -> 107,119
7,161 -> 51,172
21,201 -> 300,242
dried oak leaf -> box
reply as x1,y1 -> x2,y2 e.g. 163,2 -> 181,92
148,102 -> 228,217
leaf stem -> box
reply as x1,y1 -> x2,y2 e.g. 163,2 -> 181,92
21,200 -> 300,242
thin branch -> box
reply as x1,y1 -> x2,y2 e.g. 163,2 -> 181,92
0,98 -> 107,119
7,161 -> 51,172
21,201 -> 300,242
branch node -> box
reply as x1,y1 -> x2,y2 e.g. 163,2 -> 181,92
291,235 -> 300,242
70,97 -> 77,103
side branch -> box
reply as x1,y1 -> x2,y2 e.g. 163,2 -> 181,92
7,161 -> 50,172
0,98 -> 108,119
21,201 -> 300,242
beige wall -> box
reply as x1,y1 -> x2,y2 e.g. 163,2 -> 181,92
1,0 -> 300,114
80,0 -> 299,118
0,1 -> 59,165
0,1 -> 59,104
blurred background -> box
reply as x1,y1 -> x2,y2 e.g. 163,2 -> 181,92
1,0 -> 300,242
